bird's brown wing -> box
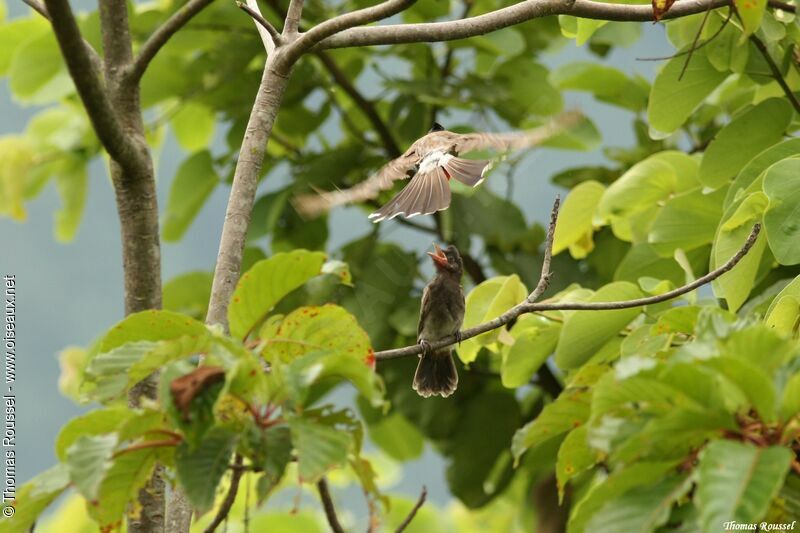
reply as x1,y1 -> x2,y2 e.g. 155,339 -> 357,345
368,166 -> 451,222
452,111 -> 583,154
293,145 -> 421,218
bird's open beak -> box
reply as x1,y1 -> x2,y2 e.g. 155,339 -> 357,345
427,243 -> 449,268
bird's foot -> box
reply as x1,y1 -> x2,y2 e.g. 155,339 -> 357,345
454,331 -> 462,345
419,339 -> 432,357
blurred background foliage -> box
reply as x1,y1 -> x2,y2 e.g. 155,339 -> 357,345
2,0 -> 800,530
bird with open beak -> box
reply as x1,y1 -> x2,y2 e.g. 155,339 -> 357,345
293,111 -> 582,222
413,244 -> 465,398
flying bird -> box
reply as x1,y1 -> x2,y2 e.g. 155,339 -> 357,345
413,244 -> 465,398
293,111 -> 582,222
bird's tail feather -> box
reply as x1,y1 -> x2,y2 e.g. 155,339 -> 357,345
412,350 -> 458,398
444,157 -> 490,187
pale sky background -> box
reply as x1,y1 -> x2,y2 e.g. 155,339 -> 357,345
0,0 -> 674,511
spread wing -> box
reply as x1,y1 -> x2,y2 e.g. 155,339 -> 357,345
368,166 -> 451,222
293,147 -> 421,218
452,111 -> 583,154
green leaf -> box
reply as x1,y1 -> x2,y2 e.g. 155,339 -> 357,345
228,250 -> 326,340
766,276 -> 800,320
648,51 -> 729,138
458,275 -> 527,363
555,282 -> 643,370
568,461 -> 681,533
0,17 -> 47,76
0,136 -> 34,221
556,426 -> 596,503
289,414 -> 352,483
9,30 -> 73,104
550,62 -> 648,111
734,0 -> 768,36
287,349 -> 385,408
364,412 -> 424,461
91,446 -> 162,527
65,434 -> 118,500
170,102 -> 215,152
501,316 -> 561,388
586,475 -> 691,533
725,138 -> 800,210
699,98 -> 793,189
765,295 -> 800,337
511,389 -> 591,462
97,309 -> 209,353
54,155 -> 88,242
5,464 -> 70,533
162,150 -> 218,242
553,180 -> 605,258
598,154 -> 677,225
696,441 -> 792,531
780,371 -> 800,421
711,208 -> 767,312
163,271 -> 213,319
703,356 -> 776,422
647,187 -> 725,255
763,158 -> 800,265
56,407 -> 132,461
242,425 -> 293,502
176,425 -> 237,512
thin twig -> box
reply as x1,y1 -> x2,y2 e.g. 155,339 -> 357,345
395,486 -> 427,532
22,0 -> 49,18
125,0 -> 215,86
203,454 -> 245,533
317,477 -> 345,533
678,1 -> 715,80
237,1 -> 283,46
749,34 -> 800,114
637,7 -> 731,64
526,196 -> 559,304
375,198 -> 761,361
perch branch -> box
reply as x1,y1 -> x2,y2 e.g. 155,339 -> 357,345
375,199 -> 761,361
203,454 -> 245,533
318,0 -> 733,49
395,486 -> 428,533
24,0 -> 103,71
317,477 -> 345,533
126,0 -> 216,86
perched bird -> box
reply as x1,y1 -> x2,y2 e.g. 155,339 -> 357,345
293,111 -> 582,222
413,244 -> 465,398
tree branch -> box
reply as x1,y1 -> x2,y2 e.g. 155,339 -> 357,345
284,0 -> 305,35
317,477 -> 345,533
318,0 -> 731,49
203,454 -> 245,533
749,33 -> 800,114
284,0 -> 417,63
126,0 -> 216,86
238,1 -> 283,50
24,0 -> 104,72
375,198 -> 761,361
206,56 -> 293,329
42,0 -> 148,179
768,0 -> 796,12
395,486 -> 427,533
